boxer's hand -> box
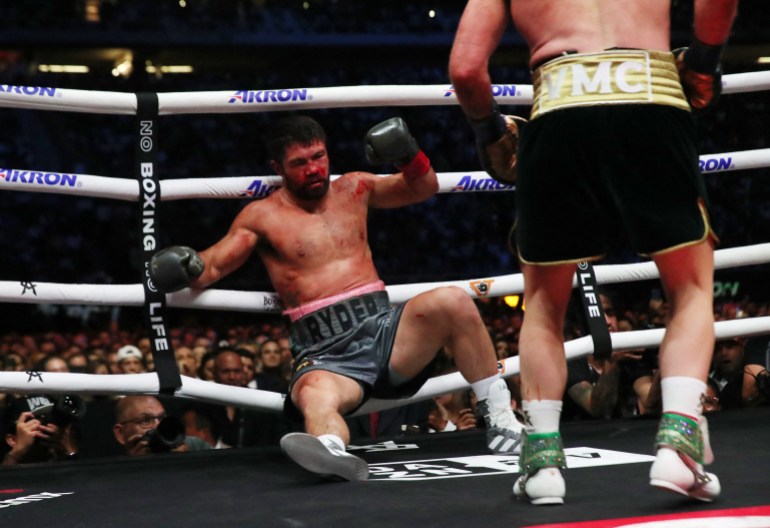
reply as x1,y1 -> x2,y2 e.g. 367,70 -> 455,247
469,102 -> 526,184
364,117 -> 421,168
149,246 -> 204,293
365,117 -> 431,181
674,39 -> 725,112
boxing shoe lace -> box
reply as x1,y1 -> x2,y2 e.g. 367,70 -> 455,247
477,379 -> 524,454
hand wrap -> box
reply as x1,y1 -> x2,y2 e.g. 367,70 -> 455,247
469,102 -> 527,184
674,38 -> 726,112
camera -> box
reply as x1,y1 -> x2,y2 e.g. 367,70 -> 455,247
755,369 -> 770,400
32,395 -> 86,428
142,415 -> 186,452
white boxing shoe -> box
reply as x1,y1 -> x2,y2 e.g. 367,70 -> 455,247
280,432 -> 369,482
649,446 -> 720,502
476,379 -> 525,454
513,467 -> 565,505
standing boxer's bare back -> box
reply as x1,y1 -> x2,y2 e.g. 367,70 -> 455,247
509,0 -> 671,67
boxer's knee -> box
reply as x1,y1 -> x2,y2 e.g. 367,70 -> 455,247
434,286 -> 481,325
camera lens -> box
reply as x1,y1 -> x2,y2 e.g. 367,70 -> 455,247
143,416 -> 185,452
50,395 -> 86,427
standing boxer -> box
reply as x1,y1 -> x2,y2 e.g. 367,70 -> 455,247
450,0 -> 738,505
149,115 -> 525,481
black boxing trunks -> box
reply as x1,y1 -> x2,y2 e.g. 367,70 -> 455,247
285,290 -> 436,419
513,49 -> 717,265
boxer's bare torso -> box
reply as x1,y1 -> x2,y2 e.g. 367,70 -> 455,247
249,174 -> 380,308
193,140 -> 437,309
510,0 -> 671,67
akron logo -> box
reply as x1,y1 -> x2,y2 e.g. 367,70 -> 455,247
469,279 -> 494,297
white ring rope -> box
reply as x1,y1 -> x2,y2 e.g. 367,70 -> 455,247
1,315 -> 769,414
2,70 -> 770,417
1,243 -> 769,311
2,148 -> 766,200
1,70 -> 769,115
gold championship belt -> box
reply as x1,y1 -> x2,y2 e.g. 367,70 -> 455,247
530,50 -> 690,120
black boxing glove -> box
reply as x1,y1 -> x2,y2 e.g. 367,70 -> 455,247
674,38 -> 726,112
469,100 -> 527,184
364,117 -> 431,180
149,246 -> 204,293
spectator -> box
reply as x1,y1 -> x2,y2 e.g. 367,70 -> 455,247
253,340 -> 289,393
710,338 -> 752,409
493,337 -> 512,360
564,293 -> 655,420
427,389 -> 478,433
106,349 -> 122,374
112,395 -> 210,456
741,334 -> 770,406
67,352 -> 89,373
238,348 -> 257,389
116,344 -> 146,374
198,352 -> 216,381
2,395 -> 80,465
213,349 -> 246,389
2,352 -> 25,372
174,345 -> 199,378
43,355 -> 70,373
185,348 -> 290,449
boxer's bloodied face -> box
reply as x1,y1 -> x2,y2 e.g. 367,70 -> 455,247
275,140 -> 330,201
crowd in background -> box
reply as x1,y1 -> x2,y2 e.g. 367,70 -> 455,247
2,290 -> 769,464
1,0 -> 769,465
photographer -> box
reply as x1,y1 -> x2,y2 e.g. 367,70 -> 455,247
741,335 -> 770,407
708,337 -> 770,409
112,395 -> 211,456
2,395 -> 81,465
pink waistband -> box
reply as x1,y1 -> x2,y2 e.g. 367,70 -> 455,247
282,280 -> 386,323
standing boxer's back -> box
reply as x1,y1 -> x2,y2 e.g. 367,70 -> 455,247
510,0 -> 672,68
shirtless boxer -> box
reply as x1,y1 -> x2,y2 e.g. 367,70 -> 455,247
149,115 -> 524,481
450,0 -> 738,505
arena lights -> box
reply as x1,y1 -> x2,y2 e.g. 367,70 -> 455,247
111,55 -> 133,78
145,65 -> 194,74
504,295 -> 523,310
84,0 -> 100,22
38,65 -> 90,74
